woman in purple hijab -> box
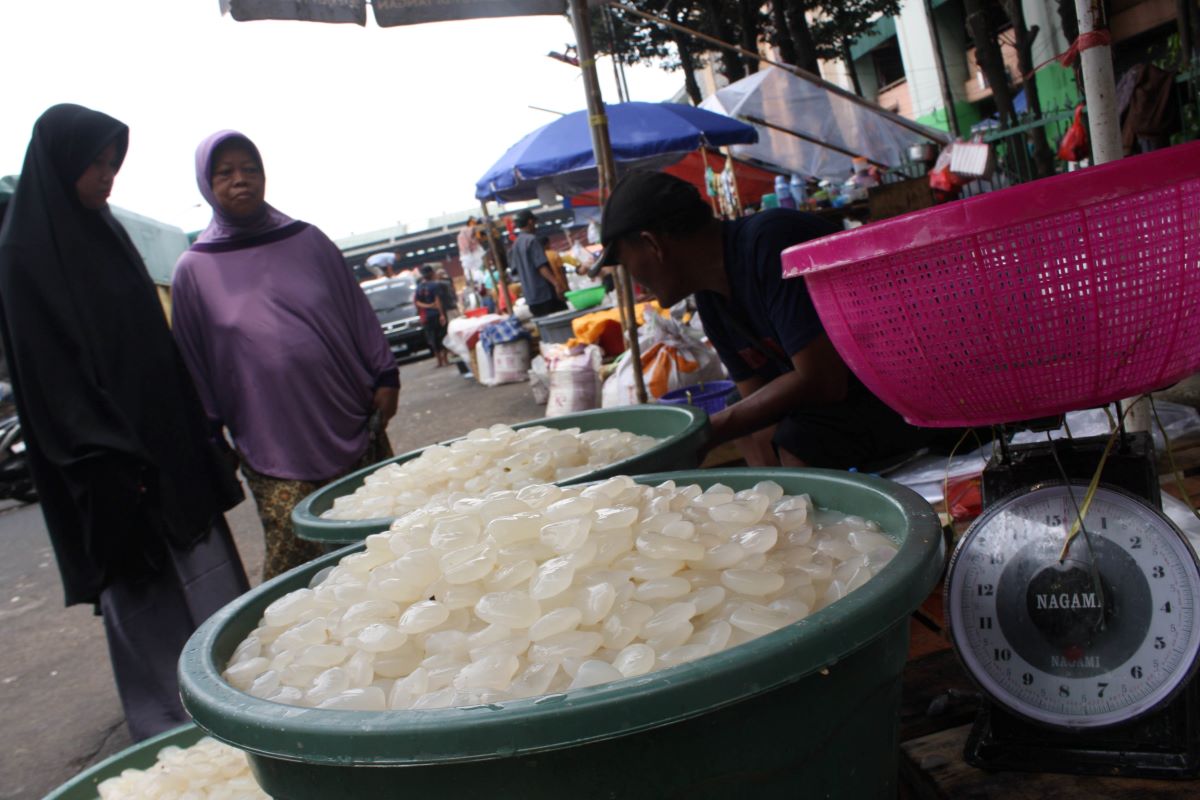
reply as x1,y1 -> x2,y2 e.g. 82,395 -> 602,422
172,131 -> 399,580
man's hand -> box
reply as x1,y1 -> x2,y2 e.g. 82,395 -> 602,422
373,386 -> 399,425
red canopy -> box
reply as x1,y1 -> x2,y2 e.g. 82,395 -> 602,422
569,150 -> 780,208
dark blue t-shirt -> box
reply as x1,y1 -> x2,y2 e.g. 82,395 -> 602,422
695,209 -> 838,382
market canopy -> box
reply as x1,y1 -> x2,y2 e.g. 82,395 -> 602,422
700,67 -> 948,182
475,101 -> 758,202
222,0 -> 565,26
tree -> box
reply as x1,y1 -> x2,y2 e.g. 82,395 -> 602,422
965,0 -> 1018,125
809,0 -> 903,96
602,0 -> 906,101
600,1 -> 708,104
1001,0 -> 1056,177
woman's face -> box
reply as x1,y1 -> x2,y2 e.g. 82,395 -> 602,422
210,144 -> 265,217
75,141 -> 120,210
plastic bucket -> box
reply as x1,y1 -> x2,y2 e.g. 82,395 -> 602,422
43,724 -> 206,800
290,405 -> 710,544
658,380 -> 737,416
564,285 -> 605,311
181,468 -> 942,799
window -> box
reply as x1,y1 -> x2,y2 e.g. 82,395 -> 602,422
872,39 -> 906,88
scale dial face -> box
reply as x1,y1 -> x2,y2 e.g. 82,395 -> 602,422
946,482 -> 1200,729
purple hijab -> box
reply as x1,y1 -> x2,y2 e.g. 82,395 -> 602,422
171,132 -> 398,481
193,130 -> 294,244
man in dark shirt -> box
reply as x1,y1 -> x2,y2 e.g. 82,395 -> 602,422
592,171 -> 938,469
508,209 -> 567,317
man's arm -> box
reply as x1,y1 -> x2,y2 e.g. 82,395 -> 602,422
709,333 -> 849,445
539,264 -> 567,297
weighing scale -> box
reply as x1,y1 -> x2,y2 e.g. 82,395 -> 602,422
944,417 -> 1200,778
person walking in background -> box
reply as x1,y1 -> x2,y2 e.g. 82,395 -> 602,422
435,267 -> 461,321
0,105 -> 248,741
416,265 -> 450,368
508,209 -> 567,317
172,130 -> 398,581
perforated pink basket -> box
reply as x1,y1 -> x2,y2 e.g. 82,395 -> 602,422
782,141 -> 1200,428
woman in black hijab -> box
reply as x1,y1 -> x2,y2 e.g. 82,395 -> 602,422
0,104 -> 249,741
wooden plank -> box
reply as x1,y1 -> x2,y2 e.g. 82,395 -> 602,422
901,724 -> 1198,799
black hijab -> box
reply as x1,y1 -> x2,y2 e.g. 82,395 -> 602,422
0,104 -> 243,606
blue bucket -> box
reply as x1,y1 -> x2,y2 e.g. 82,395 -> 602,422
658,380 -> 737,416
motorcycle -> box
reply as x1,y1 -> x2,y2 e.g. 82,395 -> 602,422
0,383 -> 35,504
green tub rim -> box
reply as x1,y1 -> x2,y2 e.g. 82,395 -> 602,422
290,405 -> 709,543
181,468 -> 942,767
42,723 -> 206,800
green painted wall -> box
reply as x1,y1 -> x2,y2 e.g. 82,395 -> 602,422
1033,63 -> 1081,112
916,101 -> 983,135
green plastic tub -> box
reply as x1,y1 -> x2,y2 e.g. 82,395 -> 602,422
291,405 -> 709,544
181,468 -> 942,799
564,285 -> 606,310
43,723 -> 207,800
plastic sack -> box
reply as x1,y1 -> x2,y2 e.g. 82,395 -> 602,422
445,314 -> 505,362
602,313 -> 726,408
1057,104 -> 1089,162
529,355 -> 550,405
543,344 -> 603,417
474,340 -> 495,386
492,339 -> 532,385
571,241 -> 595,270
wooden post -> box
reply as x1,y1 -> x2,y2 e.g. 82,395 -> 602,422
478,201 -> 513,313
569,0 -> 648,404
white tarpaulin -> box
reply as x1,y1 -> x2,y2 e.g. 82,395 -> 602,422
700,67 -> 947,182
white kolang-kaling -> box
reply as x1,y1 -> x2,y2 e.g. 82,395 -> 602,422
228,478 -> 897,711
97,736 -> 268,800
321,424 -> 660,521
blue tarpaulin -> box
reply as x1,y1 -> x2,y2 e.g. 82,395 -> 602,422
475,101 -> 757,202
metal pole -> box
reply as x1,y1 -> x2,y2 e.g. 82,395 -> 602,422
478,200 -> 513,313
604,7 -> 630,104
742,115 -> 891,168
922,0 -> 960,138
607,0 -> 950,144
570,0 -> 648,404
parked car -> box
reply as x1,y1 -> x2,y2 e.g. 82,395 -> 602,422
361,275 -> 428,360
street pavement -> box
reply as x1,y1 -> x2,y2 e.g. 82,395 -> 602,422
0,356 -> 545,799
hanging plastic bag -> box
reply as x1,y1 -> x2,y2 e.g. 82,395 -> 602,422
1057,104 -> 1089,162
601,313 -> 726,408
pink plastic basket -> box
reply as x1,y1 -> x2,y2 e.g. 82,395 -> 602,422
782,141 -> 1200,428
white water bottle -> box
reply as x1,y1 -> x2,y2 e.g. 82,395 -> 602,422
789,174 -> 806,207
774,175 -> 795,208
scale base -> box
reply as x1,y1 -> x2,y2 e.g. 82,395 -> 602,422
965,681 -> 1200,779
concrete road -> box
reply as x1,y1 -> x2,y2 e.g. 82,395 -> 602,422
0,357 -> 544,799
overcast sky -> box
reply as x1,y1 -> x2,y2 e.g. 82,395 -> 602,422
2,1 -> 682,239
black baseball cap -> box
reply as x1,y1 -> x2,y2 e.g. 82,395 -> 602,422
590,171 -> 710,276
513,209 -> 537,228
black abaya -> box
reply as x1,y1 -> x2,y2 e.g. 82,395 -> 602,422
0,104 -> 244,606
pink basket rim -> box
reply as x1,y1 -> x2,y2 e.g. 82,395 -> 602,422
781,140 -> 1200,278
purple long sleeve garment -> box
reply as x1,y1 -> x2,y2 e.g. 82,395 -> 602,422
172,222 -> 397,481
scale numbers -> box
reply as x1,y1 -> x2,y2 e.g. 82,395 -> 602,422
946,483 -> 1200,729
